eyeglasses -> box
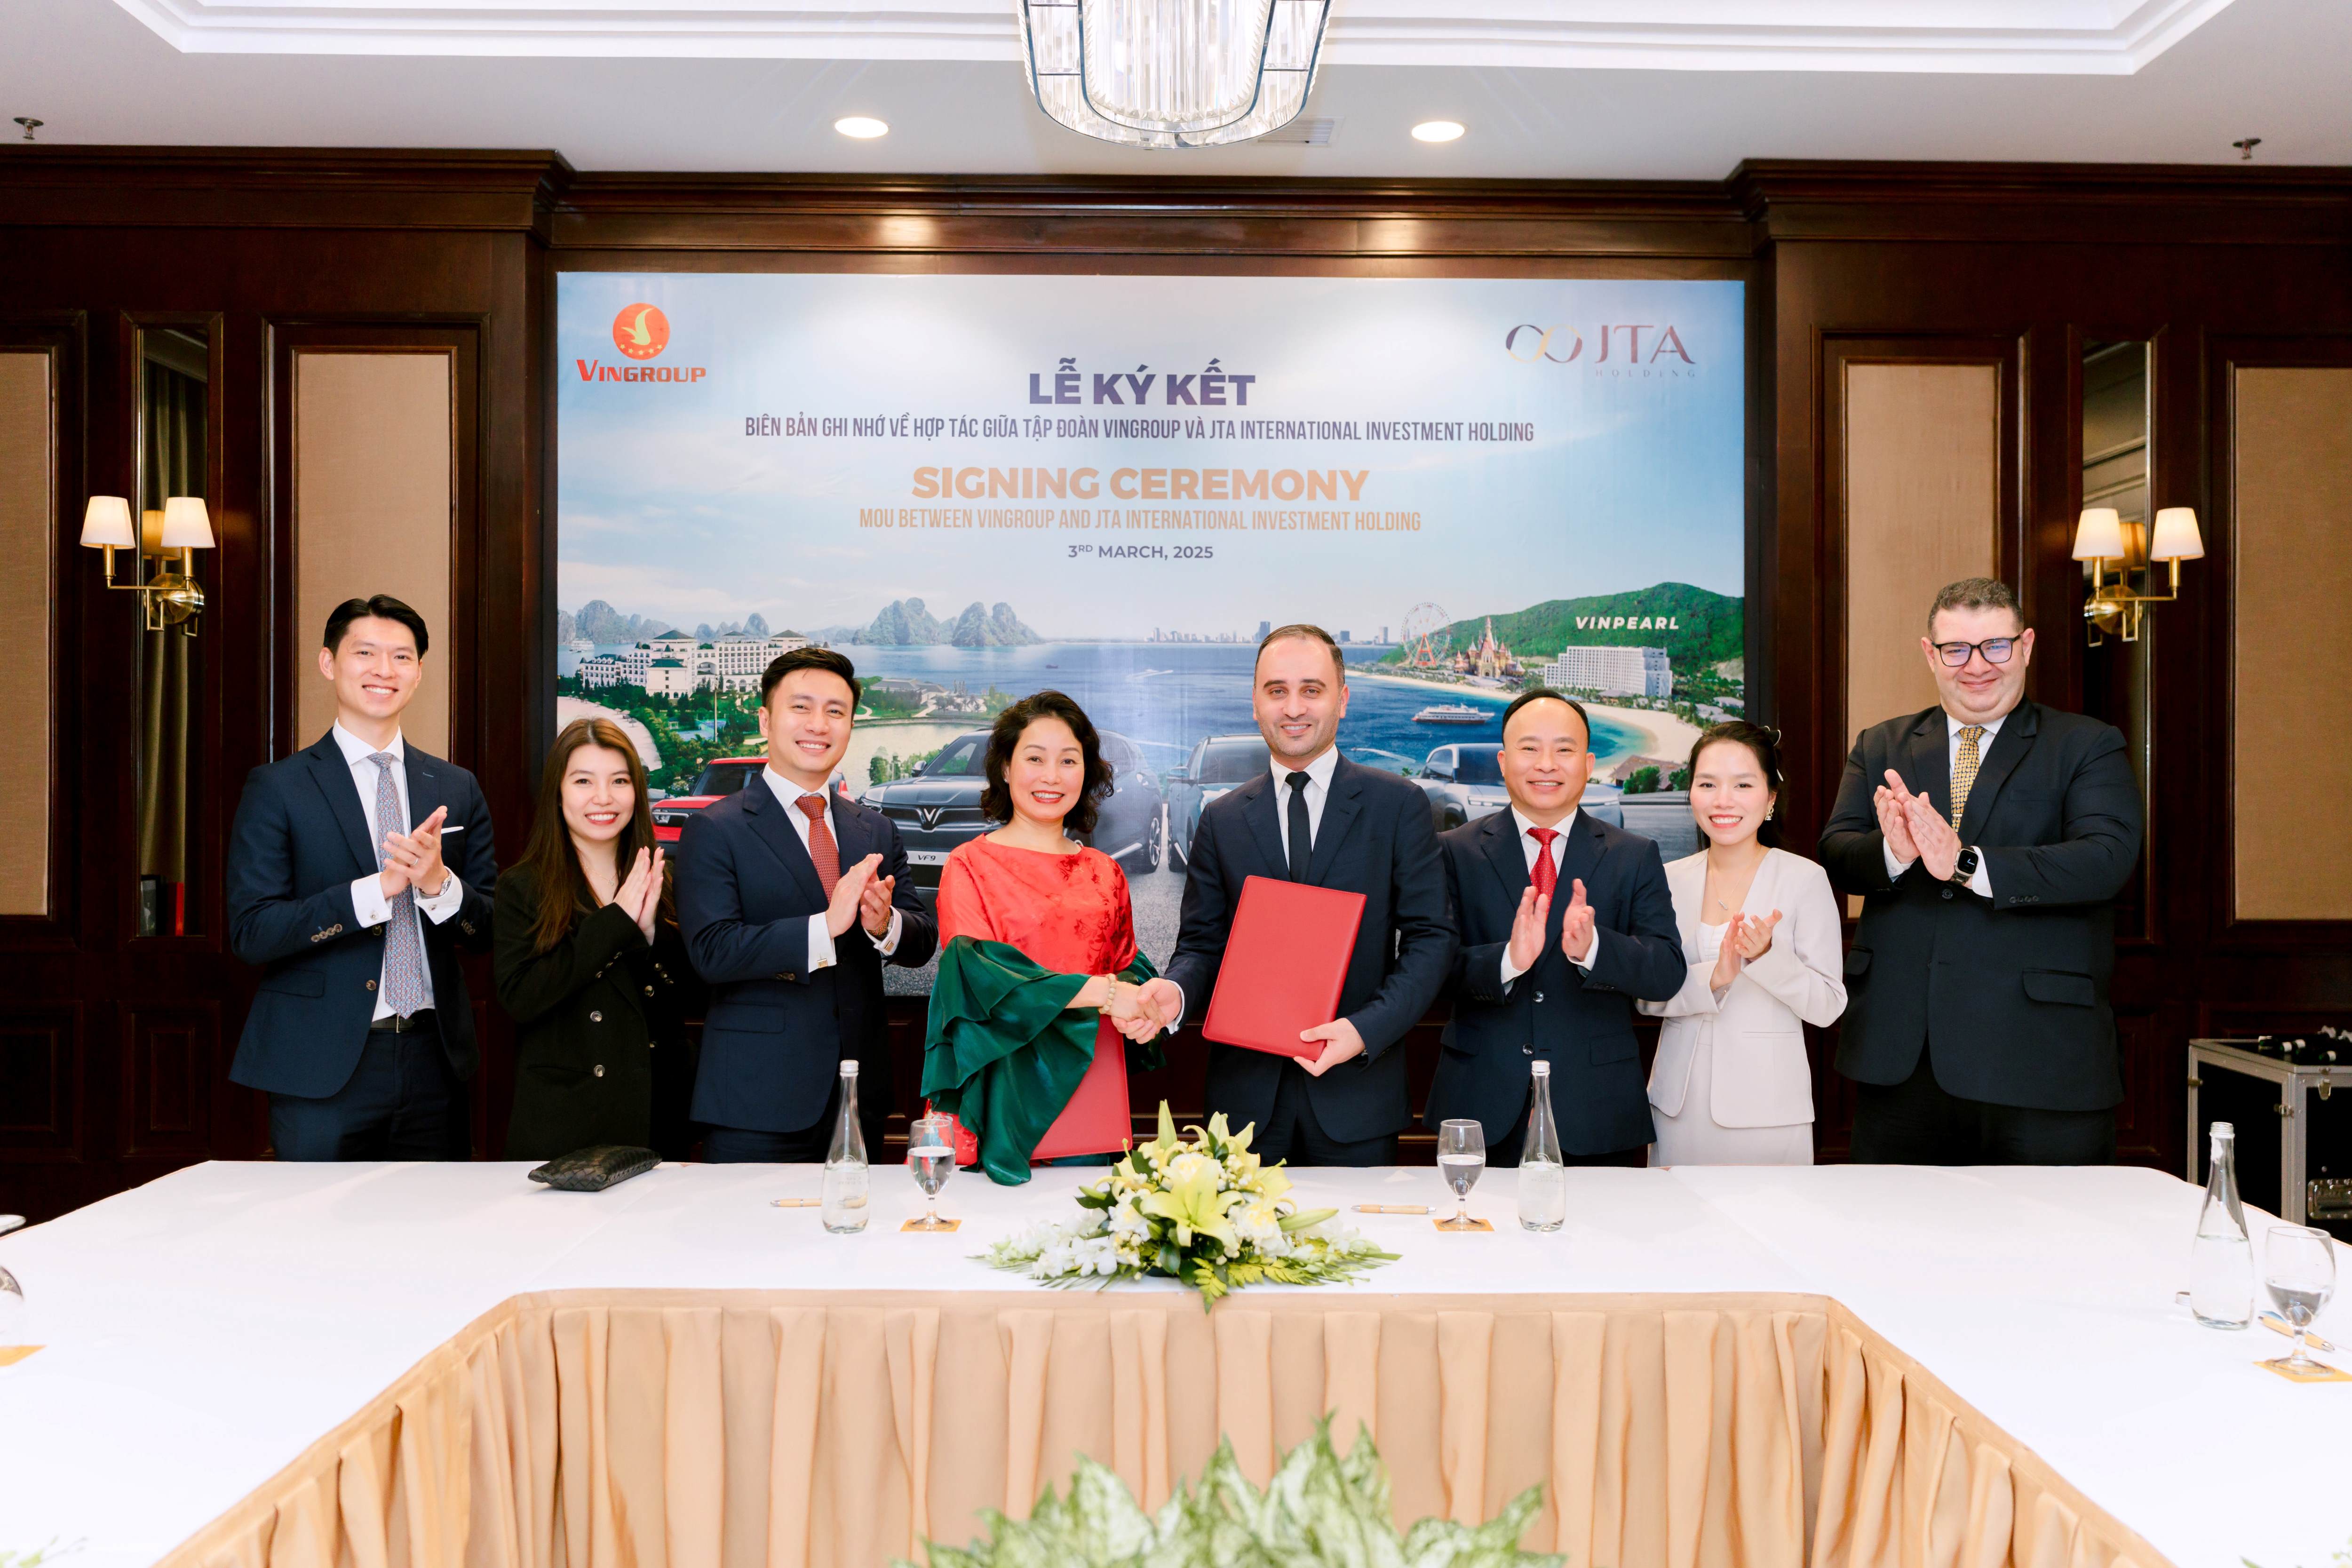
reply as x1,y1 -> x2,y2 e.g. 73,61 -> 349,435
1934,638 -> 2017,668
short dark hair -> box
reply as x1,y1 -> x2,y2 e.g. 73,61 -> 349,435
1686,720 -> 1785,846
1928,577 -> 2024,636
760,646 -> 860,708
979,690 -> 1113,838
1255,623 -> 1346,683
324,595 -> 429,658
1501,687 -> 1590,747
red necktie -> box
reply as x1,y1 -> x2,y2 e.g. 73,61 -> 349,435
1527,826 -> 1559,899
796,795 -> 841,896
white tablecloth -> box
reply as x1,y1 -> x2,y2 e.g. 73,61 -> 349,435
0,1161 -> 2343,1568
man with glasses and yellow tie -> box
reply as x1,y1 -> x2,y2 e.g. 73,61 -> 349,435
1820,577 -> 2143,1164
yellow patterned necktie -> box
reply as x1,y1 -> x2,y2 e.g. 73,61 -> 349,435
1950,725 -> 1986,827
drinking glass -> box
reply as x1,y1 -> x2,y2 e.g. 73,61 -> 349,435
1435,1119 -> 1486,1230
2262,1224 -> 2338,1374
906,1114 -> 957,1231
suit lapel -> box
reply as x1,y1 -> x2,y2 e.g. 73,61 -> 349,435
1306,757 -> 1364,886
403,747 -> 446,838
1480,811 -> 1530,904
1956,702 -> 2038,841
1239,773 -> 1289,879
1558,810 -> 1605,905
1901,709 -> 1952,823
742,779 -> 828,910
305,734 -> 381,875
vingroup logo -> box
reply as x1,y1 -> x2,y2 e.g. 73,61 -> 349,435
613,304 -> 670,361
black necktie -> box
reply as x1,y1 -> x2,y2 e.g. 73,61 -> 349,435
1285,770 -> 1313,881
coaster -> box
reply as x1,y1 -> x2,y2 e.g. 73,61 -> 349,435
2257,1356 -> 2352,1384
1432,1218 -> 1494,1233
0,1346 -> 41,1367
902,1218 -> 962,1233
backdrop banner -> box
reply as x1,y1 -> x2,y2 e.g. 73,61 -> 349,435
557,273 -> 1744,987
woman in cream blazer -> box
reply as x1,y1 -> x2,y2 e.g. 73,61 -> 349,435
1640,724 -> 1847,1164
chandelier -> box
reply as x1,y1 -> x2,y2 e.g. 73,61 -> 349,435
1019,0 -> 1331,150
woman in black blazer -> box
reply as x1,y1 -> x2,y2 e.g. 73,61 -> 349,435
497,717 -> 703,1162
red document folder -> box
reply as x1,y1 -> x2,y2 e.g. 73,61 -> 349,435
933,1016 -> 1133,1166
1200,876 -> 1367,1059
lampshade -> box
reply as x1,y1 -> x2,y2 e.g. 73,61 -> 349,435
1020,0 -> 1331,150
160,496 -> 215,550
80,495 -> 135,549
2072,507 -> 2126,561
2149,506 -> 2204,561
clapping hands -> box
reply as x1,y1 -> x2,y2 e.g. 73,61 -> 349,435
1877,769 -> 1961,879
380,805 -> 449,899
1707,908 -> 1780,991
609,845 -> 665,941
1558,878 -> 1597,965
823,852 -> 887,939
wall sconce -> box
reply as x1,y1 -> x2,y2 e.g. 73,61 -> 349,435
81,494 -> 212,634
2073,504 -> 2202,644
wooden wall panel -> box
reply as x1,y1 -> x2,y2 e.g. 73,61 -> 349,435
0,352 -> 54,917
294,351 -> 456,756
1841,361 -> 2001,743
2230,366 -> 2352,923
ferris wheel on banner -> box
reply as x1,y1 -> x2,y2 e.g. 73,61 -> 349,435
1401,603 -> 1453,668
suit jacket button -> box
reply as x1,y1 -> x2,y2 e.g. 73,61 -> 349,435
1941,888 -> 1955,900
593,1064 -> 605,1078
366,979 -> 377,991
644,986 -> 656,996
589,1010 -> 604,1023
1534,991 -> 1545,1003
1522,1043 -> 1534,1056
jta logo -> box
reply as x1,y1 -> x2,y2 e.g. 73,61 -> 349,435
1504,324 -> 1693,366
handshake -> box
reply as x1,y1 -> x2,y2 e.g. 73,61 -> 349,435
1101,976 -> 1184,1043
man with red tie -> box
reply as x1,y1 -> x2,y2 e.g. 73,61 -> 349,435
1424,690 -> 1685,1165
676,648 -> 937,1161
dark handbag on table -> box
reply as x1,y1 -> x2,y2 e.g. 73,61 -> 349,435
526,1145 -> 662,1192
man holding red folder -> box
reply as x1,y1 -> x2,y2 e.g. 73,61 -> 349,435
1139,626 -> 1454,1165
1425,690 -> 1685,1166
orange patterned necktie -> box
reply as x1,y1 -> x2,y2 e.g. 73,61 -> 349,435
795,795 -> 841,895
1950,725 -> 1986,827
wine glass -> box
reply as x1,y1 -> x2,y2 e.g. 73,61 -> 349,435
1435,1119 -> 1486,1230
906,1114 -> 956,1231
2262,1224 -> 2338,1374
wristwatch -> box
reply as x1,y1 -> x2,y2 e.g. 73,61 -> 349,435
1950,846 -> 1980,885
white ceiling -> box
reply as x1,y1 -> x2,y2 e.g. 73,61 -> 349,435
3,0 -> 2348,176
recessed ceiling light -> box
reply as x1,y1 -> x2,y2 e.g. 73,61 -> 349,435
834,116 -> 889,140
1411,120 -> 1464,143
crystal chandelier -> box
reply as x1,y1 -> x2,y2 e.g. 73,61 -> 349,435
1019,0 -> 1331,150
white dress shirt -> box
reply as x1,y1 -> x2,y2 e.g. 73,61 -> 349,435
1163,745 -> 1343,1031
331,723 -> 465,1021
1883,709 -> 2003,898
1497,806 -> 1600,988
761,766 -> 902,971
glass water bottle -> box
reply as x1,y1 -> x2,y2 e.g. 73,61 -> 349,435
1518,1059 -> 1566,1233
820,1059 -> 870,1234
2187,1121 -> 2252,1329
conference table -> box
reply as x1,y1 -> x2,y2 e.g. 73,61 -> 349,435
0,1161 -> 2344,1568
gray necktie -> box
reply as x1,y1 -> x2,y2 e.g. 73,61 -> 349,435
370,753 -> 429,1017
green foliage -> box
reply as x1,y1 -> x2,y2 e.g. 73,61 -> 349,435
3,1541 -> 80,1568
1621,766 -> 1661,796
2243,1536 -> 2352,1568
1383,583 -> 1741,672
916,1422 -> 1561,1568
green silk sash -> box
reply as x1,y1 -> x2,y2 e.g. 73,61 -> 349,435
921,937 -> 1162,1186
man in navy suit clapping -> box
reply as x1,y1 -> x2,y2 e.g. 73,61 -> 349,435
676,648 -> 937,1161
228,595 -> 498,1160
1426,690 -> 1685,1166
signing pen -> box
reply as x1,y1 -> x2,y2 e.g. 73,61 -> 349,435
1353,1203 -> 1430,1215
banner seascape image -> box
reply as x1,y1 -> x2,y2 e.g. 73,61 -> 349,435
557,273 -> 1745,992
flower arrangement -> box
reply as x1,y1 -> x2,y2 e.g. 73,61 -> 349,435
911,1421 -> 1561,1568
984,1103 -> 1398,1305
